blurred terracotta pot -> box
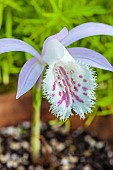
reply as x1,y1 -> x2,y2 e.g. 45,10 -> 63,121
0,92 -> 113,143
0,92 -> 54,128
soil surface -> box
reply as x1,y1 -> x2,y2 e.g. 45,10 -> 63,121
0,121 -> 113,170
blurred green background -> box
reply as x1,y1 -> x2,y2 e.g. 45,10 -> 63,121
0,0 -> 113,124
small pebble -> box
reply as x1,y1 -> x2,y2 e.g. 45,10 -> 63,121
7,160 -> 18,168
60,164 -> 72,170
56,143 -> 65,152
69,144 -> 76,153
9,141 -> 20,150
11,160 -> 19,168
34,166 -> 45,170
95,141 -> 104,149
28,165 -> 34,170
11,153 -> 18,160
1,126 -> 18,136
84,135 -> 96,147
61,157 -> 69,165
21,121 -> 30,128
69,156 -> 79,163
110,159 -> 113,165
0,153 -> 10,163
21,141 -> 29,150
50,138 -> 59,146
23,153 -> 29,160
83,150 -> 92,157
108,151 -> 113,158
17,165 -> 25,170
65,139 -> 72,146
83,164 -> 92,170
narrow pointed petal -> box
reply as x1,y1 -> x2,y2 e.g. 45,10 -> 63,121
16,58 -> 44,99
0,38 -> 40,60
43,59 -> 96,120
68,47 -> 113,72
42,39 -> 65,65
42,27 -> 68,55
61,22 -> 113,47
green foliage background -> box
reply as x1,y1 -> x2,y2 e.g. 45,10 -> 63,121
0,0 -> 113,123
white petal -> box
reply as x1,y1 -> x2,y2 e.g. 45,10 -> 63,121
43,58 -> 97,120
42,27 -> 68,54
42,39 -> 65,65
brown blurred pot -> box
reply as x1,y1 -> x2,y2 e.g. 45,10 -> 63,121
0,92 -> 113,143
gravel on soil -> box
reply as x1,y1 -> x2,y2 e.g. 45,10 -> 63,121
0,121 -> 113,170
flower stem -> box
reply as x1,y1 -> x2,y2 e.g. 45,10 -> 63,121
30,86 -> 42,164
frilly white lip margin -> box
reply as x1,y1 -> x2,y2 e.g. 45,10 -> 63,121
0,22 -> 113,120
42,54 -> 97,120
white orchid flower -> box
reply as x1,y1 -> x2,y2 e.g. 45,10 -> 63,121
0,22 -> 113,120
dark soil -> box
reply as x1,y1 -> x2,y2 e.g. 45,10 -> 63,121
0,121 -> 113,170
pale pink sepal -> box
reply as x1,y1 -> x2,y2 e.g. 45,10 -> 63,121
68,47 -> 113,72
0,38 -> 40,60
16,57 -> 44,99
61,22 -> 113,47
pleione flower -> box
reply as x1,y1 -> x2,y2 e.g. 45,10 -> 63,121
0,22 -> 113,120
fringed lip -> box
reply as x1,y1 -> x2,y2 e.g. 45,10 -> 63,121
42,58 -> 97,120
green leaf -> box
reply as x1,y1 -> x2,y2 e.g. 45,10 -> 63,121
0,4 -> 3,28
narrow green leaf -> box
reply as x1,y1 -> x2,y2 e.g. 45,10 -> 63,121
7,1 -> 22,11
0,4 -> 3,28
5,8 -> 12,37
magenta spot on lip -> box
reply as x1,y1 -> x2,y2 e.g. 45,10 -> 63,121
78,83 -> 81,87
82,87 -> 88,91
52,94 -> 55,97
59,66 -> 67,77
56,66 -> 71,108
79,75 -> 83,78
83,79 -> 87,82
57,75 -> 61,80
74,86 -> 78,92
55,65 -> 87,107
83,92 -> 87,96
59,91 -> 61,96
52,82 -> 56,91
71,78 -> 76,84
57,91 -> 70,108
72,93 -> 84,103
59,82 -> 63,87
